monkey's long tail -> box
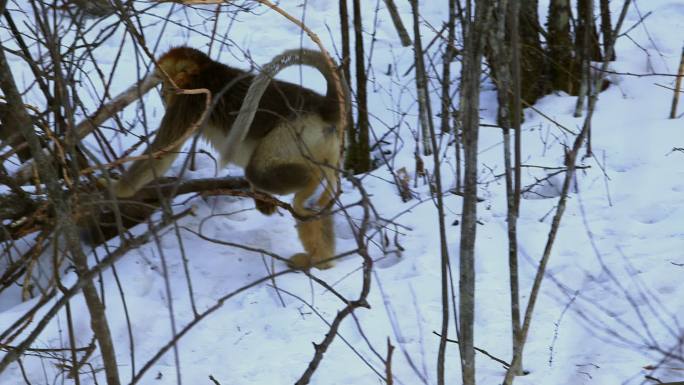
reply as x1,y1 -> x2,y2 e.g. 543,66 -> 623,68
219,49 -> 348,167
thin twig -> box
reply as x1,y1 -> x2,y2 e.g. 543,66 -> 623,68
669,45 -> 684,119
432,331 -> 510,368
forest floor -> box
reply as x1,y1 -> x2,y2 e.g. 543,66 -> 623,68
0,1 -> 683,384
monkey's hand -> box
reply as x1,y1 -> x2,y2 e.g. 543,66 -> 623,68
254,198 -> 277,215
251,189 -> 278,215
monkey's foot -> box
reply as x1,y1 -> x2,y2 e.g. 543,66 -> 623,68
287,253 -> 334,270
254,198 -> 277,215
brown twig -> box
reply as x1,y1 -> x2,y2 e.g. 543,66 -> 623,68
383,0 -> 412,47
385,338 -> 395,385
432,331 -> 511,368
670,45 -> 684,119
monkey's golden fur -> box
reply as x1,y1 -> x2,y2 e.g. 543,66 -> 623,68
115,46 -> 348,269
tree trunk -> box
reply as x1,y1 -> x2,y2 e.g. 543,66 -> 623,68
438,0 -> 460,385
383,0 -> 412,47
509,0 -> 524,375
599,0 -> 615,60
485,1 -> 524,375
0,103 -> 33,161
459,1 -> 493,384
339,0 -> 359,173
439,0 -> 457,134
547,0 -> 579,94
574,0 -> 593,122
670,46 -> 684,119
519,0 -> 546,104
576,0 -> 603,62
484,0 -> 512,127
409,0 -> 434,156
345,0 -> 372,173
67,0 -> 117,18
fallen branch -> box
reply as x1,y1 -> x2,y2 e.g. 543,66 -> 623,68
81,176 -> 250,244
0,175 -> 250,244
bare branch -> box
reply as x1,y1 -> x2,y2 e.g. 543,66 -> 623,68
383,0 -> 412,47
12,74 -> 161,184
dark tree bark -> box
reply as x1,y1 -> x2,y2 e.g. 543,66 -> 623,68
576,0 -> 603,62
599,0 -> 616,61
65,0 -> 117,18
439,0 -> 457,134
519,0 -> 547,104
547,0 -> 579,94
485,0 -> 513,127
339,0 -> 357,172
0,103 -> 33,161
574,0 -> 594,124
339,0 -> 352,85
344,0 -> 371,173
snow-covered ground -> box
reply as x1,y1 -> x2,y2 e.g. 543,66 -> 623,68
0,0 -> 683,384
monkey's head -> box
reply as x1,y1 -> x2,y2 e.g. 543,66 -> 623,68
156,47 -> 212,106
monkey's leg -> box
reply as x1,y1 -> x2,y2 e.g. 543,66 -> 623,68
288,167 -> 338,270
245,161 -> 311,215
244,125 -> 313,213
116,95 -> 204,198
248,163 -> 336,269
116,148 -> 180,197
245,118 -> 339,268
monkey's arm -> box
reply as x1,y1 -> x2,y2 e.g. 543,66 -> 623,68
116,94 -> 204,197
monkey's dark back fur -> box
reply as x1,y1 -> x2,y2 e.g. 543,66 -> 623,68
159,47 -> 339,141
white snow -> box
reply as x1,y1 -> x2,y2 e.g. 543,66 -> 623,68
0,1 -> 683,384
